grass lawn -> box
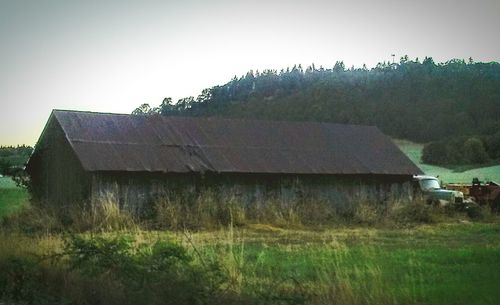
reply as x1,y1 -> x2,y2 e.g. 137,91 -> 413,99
394,139 -> 500,184
0,176 -> 28,217
185,223 -> 500,305
2,223 -> 499,305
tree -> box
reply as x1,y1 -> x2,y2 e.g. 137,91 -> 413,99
463,138 -> 489,164
422,56 -> 435,66
0,158 -> 11,176
422,142 -> 450,165
132,103 -> 156,115
175,97 -> 196,112
158,98 -> 176,115
131,57 -> 500,169
333,61 -> 345,72
486,131 -> 500,159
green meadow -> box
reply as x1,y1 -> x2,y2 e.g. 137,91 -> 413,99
196,224 -> 500,305
0,223 -> 499,305
394,139 -> 500,184
0,176 -> 28,217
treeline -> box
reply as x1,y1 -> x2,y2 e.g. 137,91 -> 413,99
134,57 -> 500,167
0,145 -> 33,175
422,133 -> 500,166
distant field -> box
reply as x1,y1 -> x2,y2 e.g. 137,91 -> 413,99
0,176 -> 28,217
394,139 -> 500,184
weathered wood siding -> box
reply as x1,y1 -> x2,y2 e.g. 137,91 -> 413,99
28,117 -> 91,208
90,172 -> 414,214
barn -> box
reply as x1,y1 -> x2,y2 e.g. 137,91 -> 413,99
26,110 -> 423,213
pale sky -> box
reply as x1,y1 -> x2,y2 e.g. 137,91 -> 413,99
1,0 -> 499,146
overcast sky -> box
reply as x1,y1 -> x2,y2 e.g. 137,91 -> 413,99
1,0 -> 499,146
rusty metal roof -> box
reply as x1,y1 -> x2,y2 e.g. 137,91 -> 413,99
47,110 -> 422,175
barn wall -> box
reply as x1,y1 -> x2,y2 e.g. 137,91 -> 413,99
27,117 -> 91,208
90,172 -> 414,214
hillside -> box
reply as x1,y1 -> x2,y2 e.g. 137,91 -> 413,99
136,57 -> 500,168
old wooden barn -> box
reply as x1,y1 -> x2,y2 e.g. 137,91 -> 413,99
26,110 -> 423,213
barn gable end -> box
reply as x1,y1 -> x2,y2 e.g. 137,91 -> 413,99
26,113 -> 92,207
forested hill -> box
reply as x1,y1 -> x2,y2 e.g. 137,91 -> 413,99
134,57 -> 500,166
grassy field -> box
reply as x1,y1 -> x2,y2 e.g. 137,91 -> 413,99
190,223 -> 500,305
1,223 -> 499,305
394,139 -> 500,184
0,176 -> 28,217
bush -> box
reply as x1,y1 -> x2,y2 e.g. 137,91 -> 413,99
422,135 -> 497,167
422,141 -> 451,165
63,235 -> 225,305
0,235 -> 231,305
0,257 -> 40,303
463,137 -> 489,164
485,131 -> 500,159
460,201 -> 493,220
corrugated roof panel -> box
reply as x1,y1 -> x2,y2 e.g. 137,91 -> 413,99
50,110 -> 423,175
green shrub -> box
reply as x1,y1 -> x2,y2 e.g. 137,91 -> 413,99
422,141 -> 452,165
67,235 -> 230,305
464,137 -> 490,164
0,257 -> 40,303
463,202 -> 490,220
0,234 -> 232,305
422,136 -> 495,167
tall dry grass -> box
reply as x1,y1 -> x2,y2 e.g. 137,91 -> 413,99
2,187 -> 489,234
153,191 -> 247,230
152,189 -> 462,230
70,193 -> 137,232
0,193 -> 137,233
